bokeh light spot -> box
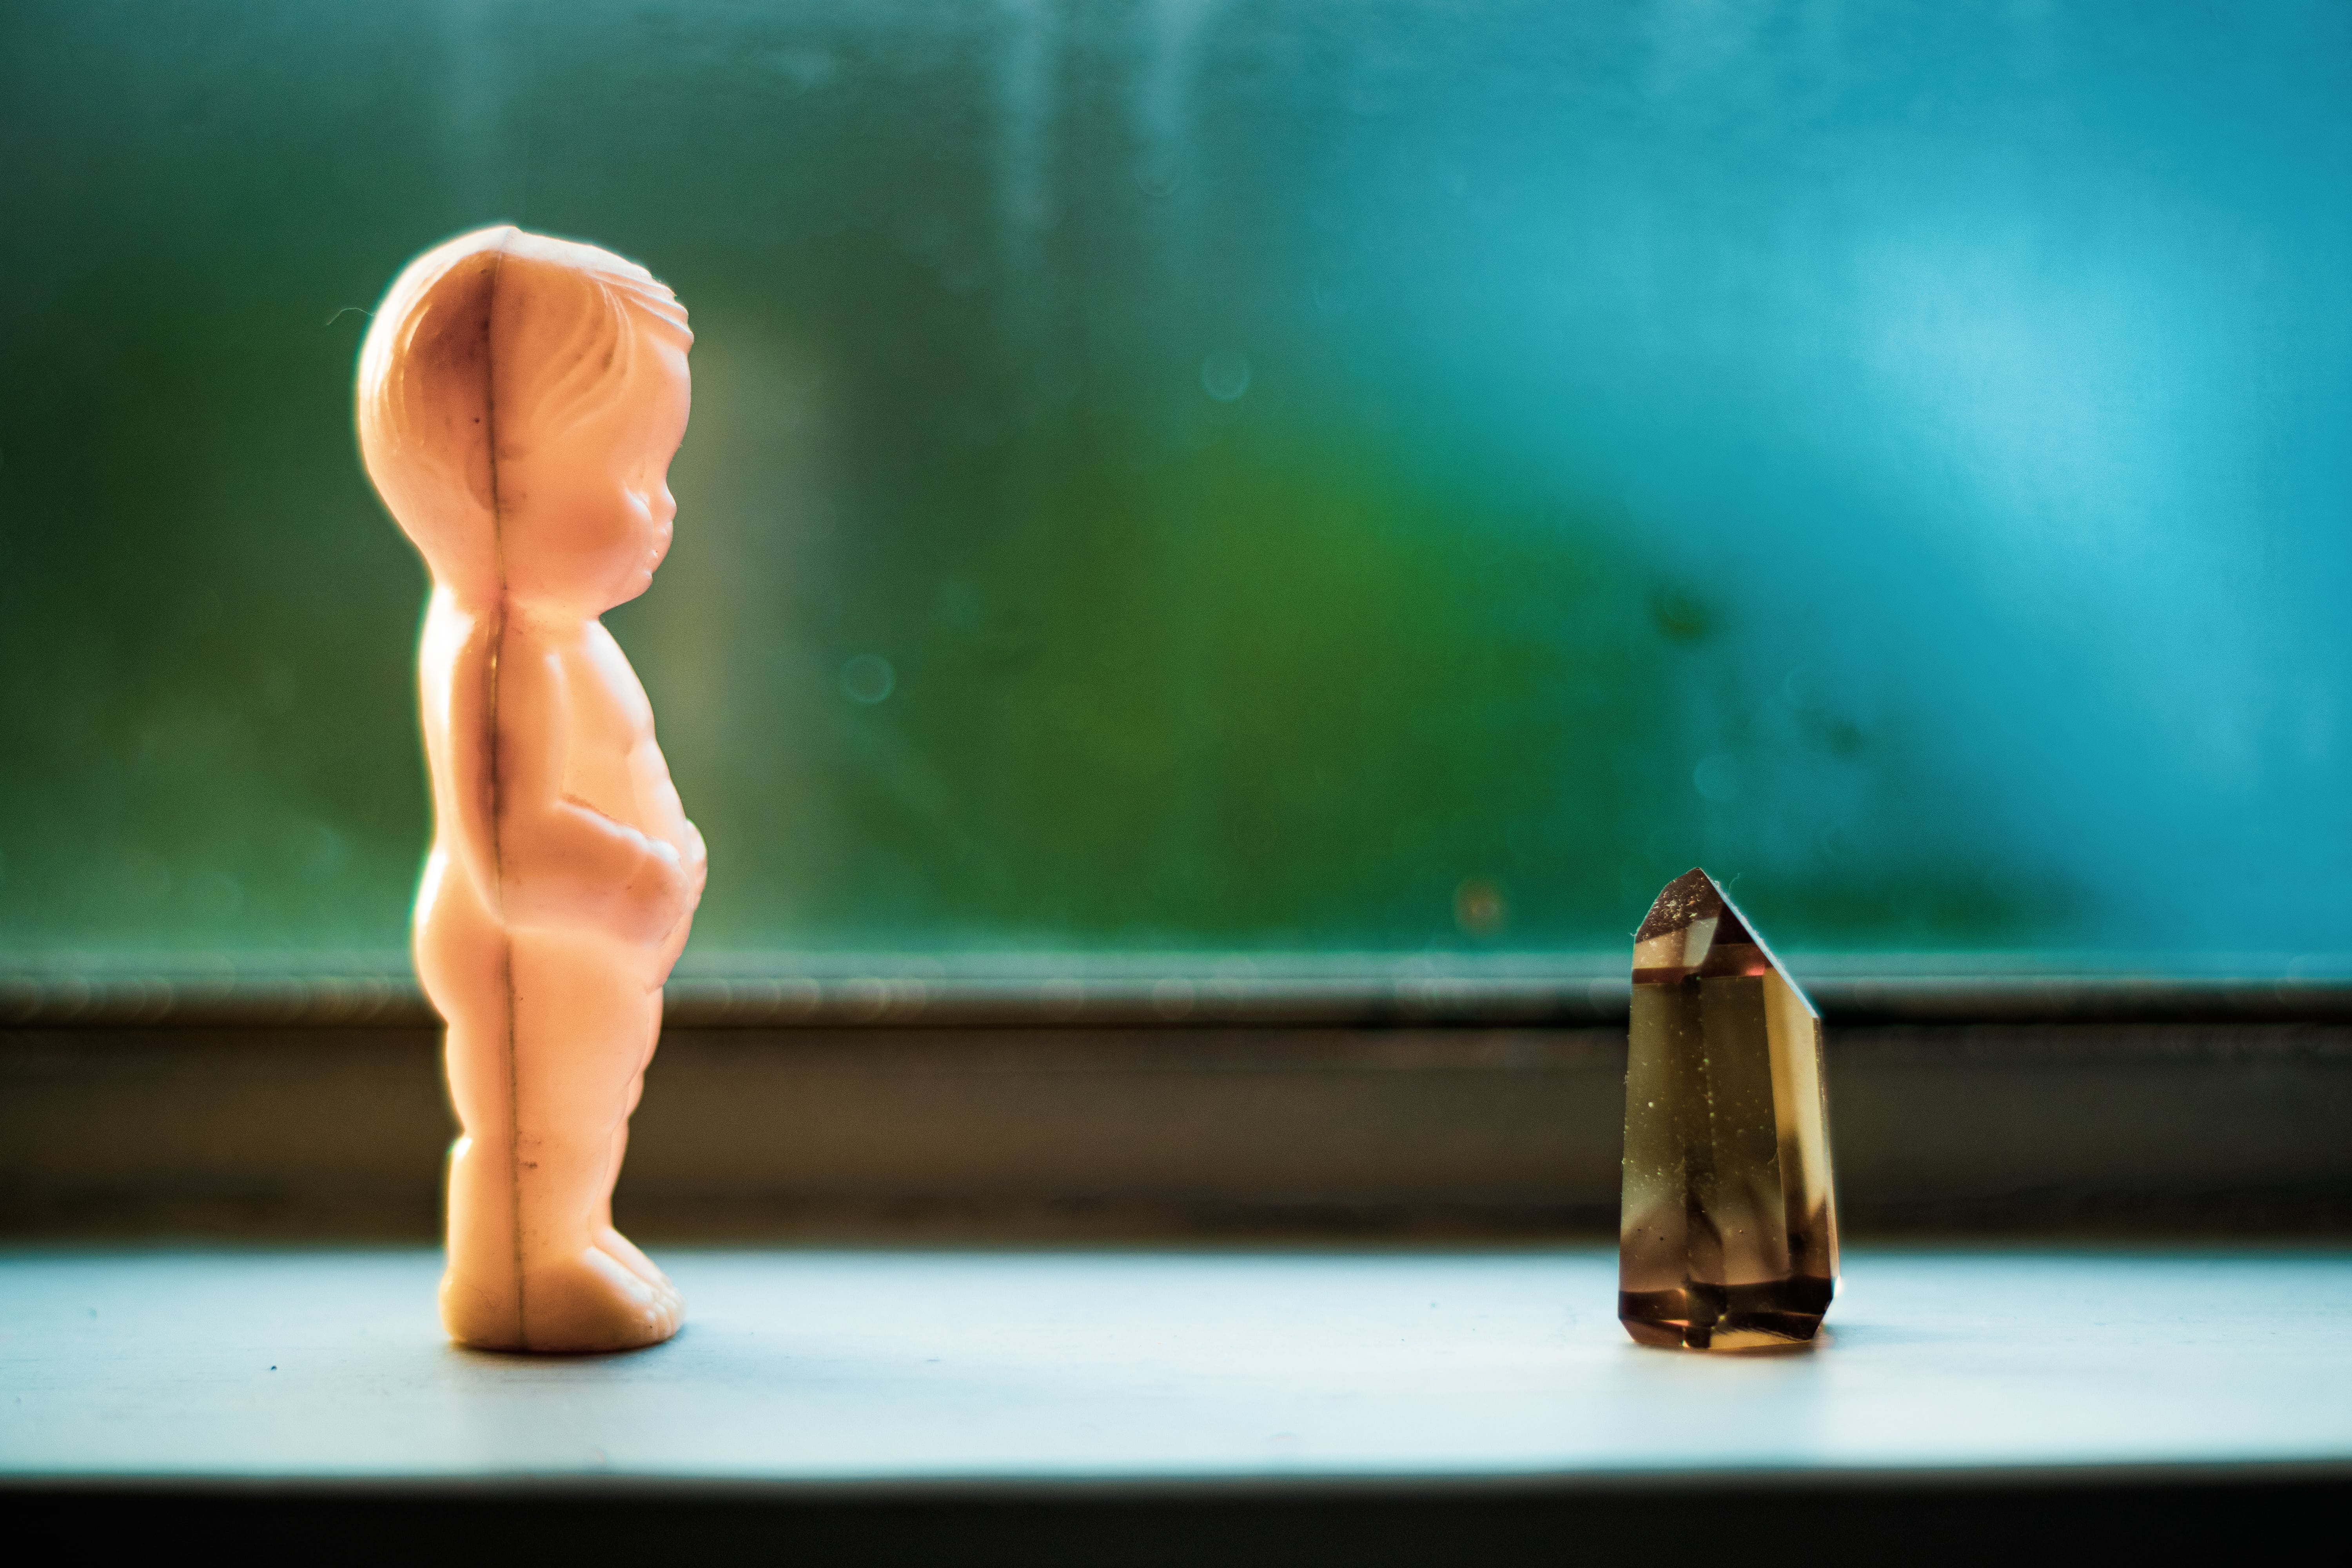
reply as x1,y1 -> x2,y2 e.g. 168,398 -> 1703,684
840,653 -> 896,704
1201,349 -> 1252,401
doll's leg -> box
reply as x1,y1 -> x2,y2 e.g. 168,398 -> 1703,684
417,856 -> 529,1349
506,932 -> 682,1351
593,1003 -> 673,1288
593,1080 -> 664,1285
440,1019 -> 525,1348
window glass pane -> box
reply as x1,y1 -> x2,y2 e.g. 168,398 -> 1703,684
3,2 -> 2347,967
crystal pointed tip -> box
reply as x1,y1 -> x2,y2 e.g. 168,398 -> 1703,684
1635,867 -> 1724,940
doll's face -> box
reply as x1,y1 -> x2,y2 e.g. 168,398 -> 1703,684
498,334 -> 691,615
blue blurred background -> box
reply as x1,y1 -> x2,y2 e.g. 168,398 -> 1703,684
2,1 -> 2347,969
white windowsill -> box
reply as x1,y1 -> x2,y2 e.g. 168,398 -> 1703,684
5,1246 -> 2349,1484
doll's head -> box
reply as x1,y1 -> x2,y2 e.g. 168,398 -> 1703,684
357,227 -> 692,613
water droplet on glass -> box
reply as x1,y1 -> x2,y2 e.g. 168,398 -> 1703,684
1649,587 -> 1711,643
1454,877 -> 1507,936
1201,349 -> 1252,402
841,653 -> 896,704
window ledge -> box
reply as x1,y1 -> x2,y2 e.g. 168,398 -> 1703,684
4,1246 -> 2348,1555
7,962 -> 2352,1028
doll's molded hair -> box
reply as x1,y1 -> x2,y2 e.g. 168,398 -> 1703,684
356,226 -> 691,582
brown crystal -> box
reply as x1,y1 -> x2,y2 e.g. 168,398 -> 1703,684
1619,868 -> 1838,1350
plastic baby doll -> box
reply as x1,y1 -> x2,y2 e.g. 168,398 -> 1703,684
357,227 -> 705,1351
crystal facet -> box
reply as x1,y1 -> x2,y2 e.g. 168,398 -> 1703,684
1619,868 -> 1838,1350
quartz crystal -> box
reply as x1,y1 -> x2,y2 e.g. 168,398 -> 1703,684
1619,869 -> 1838,1350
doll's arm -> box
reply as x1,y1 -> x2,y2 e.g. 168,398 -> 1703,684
432,597 -> 507,915
650,816 -> 706,973
491,635 -> 692,946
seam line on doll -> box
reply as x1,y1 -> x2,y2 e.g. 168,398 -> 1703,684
482,229 -> 525,1346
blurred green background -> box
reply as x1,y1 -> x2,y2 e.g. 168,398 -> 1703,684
3,2 -> 2347,968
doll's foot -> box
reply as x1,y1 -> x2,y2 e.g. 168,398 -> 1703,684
520,1242 -> 684,1352
597,1225 -> 676,1292
440,1266 -> 525,1350
442,1242 -> 683,1352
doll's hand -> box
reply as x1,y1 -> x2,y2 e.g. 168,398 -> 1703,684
680,820 -> 708,902
615,835 -> 693,946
